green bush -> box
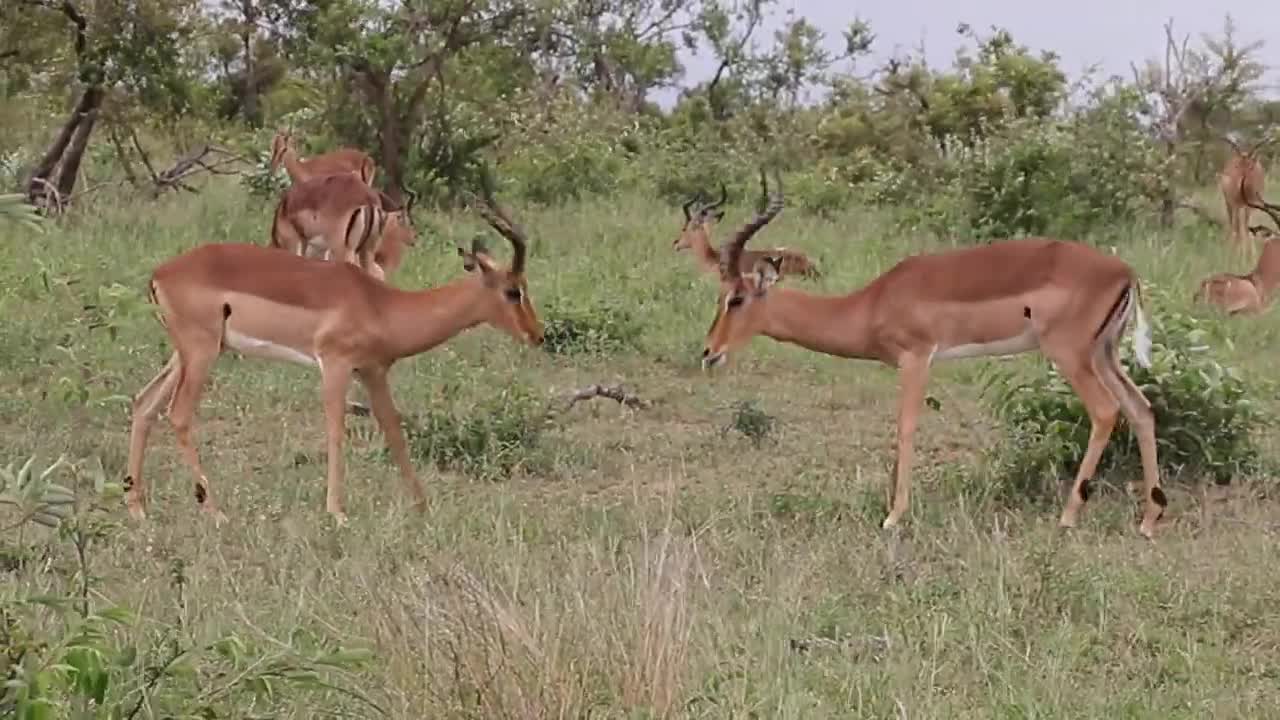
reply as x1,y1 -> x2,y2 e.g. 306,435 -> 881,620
401,385 -> 548,481
540,299 -> 644,356
979,297 -> 1268,508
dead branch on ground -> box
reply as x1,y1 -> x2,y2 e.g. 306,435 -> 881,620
561,384 -> 651,412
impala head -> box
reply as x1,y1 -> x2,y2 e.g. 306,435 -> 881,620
269,130 -> 296,173
701,169 -> 785,370
674,183 -> 728,251
464,189 -> 544,346
378,189 -> 418,247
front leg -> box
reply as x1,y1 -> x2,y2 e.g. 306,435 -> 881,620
358,366 -> 426,511
883,356 -> 930,530
320,360 -> 355,525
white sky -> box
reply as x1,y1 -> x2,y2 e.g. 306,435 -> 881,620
658,0 -> 1280,105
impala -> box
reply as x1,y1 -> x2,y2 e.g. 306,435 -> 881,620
1196,198 -> 1280,314
269,173 -> 414,280
699,172 -> 1166,538
270,129 -> 376,186
124,187 -> 544,525
675,176 -> 820,280
1219,133 -> 1272,254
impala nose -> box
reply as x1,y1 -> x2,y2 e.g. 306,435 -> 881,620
701,348 -> 726,370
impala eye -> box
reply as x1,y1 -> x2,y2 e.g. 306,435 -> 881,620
726,295 -> 745,310
504,287 -> 523,303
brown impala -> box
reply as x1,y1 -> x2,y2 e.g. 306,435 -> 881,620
699,170 -> 1166,539
126,184 -> 544,526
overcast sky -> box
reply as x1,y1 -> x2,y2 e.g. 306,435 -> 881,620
658,1 -> 1279,105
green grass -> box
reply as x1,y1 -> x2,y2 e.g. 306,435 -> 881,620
4,182 -> 1280,718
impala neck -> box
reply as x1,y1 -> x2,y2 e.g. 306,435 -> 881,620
1252,242 -> 1280,297
759,286 -> 888,362
282,147 -> 306,180
383,279 -> 488,359
691,228 -> 721,271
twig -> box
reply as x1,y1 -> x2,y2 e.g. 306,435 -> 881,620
562,384 -> 650,411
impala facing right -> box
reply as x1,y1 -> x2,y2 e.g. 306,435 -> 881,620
700,170 -> 1167,538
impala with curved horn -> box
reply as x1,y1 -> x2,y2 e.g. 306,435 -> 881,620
674,175 -> 820,280
1219,132 -> 1273,254
699,169 -> 1166,538
125,178 -> 543,526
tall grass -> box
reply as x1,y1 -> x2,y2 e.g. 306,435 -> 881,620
3,179 -> 1280,717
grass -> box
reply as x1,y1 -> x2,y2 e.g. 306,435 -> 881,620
3,181 -> 1280,717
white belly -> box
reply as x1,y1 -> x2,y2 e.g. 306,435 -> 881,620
224,329 -> 318,366
931,327 -> 1039,363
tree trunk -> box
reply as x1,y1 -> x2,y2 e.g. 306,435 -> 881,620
25,84 -> 103,205
54,102 -> 99,197
240,0 -> 259,126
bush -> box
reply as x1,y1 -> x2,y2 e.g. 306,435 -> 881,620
401,384 -> 548,480
724,399 -> 776,448
540,299 -> 644,357
979,296 -> 1269,508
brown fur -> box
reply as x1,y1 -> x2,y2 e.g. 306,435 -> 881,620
676,175 -> 820,281
701,175 -> 1165,539
125,190 -> 541,526
1220,136 -> 1269,254
374,210 -> 416,279
270,130 -> 376,186
270,174 -> 392,279
1196,232 -> 1280,315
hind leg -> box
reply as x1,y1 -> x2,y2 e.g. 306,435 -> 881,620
1042,346 -> 1121,529
1097,347 -> 1164,538
125,352 -> 181,519
166,341 -> 226,525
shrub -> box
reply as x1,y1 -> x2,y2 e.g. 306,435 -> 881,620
540,299 -> 644,356
979,296 -> 1268,508
401,384 -> 548,480
725,399 -> 775,448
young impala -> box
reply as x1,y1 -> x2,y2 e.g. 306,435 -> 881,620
1196,192 -> 1280,314
699,171 -> 1166,538
269,172 -> 414,281
270,129 -> 376,186
125,185 -> 543,526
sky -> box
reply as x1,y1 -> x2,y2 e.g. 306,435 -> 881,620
657,0 -> 1280,106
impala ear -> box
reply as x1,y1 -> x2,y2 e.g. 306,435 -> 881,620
752,256 -> 781,294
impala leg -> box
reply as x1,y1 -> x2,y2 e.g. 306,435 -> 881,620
1048,352 -> 1119,529
320,360 -> 355,524
125,352 -> 181,519
166,347 -> 226,525
358,367 -> 426,511
883,357 -> 930,530
1222,194 -> 1234,248
1098,347 -> 1164,539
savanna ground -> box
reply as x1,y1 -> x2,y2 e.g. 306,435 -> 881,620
4,182 -> 1280,718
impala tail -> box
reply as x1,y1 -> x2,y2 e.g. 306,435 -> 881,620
1132,283 -> 1153,369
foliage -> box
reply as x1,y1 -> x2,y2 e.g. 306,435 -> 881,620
402,385 -> 548,480
0,194 -> 45,234
0,453 -> 382,719
540,298 -> 644,356
979,296 -> 1269,508
725,399 -> 775,447
0,456 -> 79,532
